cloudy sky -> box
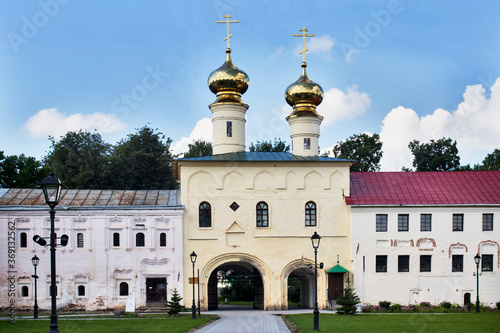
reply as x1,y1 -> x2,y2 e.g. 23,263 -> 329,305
1,0 -> 499,171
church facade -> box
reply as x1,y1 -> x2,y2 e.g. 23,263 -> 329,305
1,20 -> 499,313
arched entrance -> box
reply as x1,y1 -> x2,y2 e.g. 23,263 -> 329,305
207,262 -> 263,310
287,267 -> 315,308
202,253 -> 270,311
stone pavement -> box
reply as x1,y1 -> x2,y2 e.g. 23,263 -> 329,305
195,305 -> 331,333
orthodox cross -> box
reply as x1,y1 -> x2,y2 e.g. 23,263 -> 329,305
217,13 -> 239,48
293,26 -> 315,63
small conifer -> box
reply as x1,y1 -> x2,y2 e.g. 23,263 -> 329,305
167,288 -> 183,316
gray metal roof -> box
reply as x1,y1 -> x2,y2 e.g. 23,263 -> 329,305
0,189 -> 182,210
179,151 -> 354,162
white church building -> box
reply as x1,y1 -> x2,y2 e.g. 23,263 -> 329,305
1,20 -> 499,312
0,189 -> 184,311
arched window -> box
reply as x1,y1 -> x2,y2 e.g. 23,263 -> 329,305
77,285 -> 85,296
21,286 -> 29,297
159,233 -> 166,247
119,282 -> 129,296
256,202 -> 269,227
113,232 -> 120,247
20,232 -> 27,248
136,233 -> 145,247
199,202 -> 211,228
305,201 -> 317,226
77,233 -> 84,248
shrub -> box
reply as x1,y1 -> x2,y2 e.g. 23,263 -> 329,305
336,288 -> 361,315
167,288 -> 183,316
496,302 -> 500,310
378,300 -> 391,310
440,301 -> 452,309
390,303 -> 402,312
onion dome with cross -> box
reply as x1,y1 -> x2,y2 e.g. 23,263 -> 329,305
285,27 -> 324,118
208,13 -> 249,105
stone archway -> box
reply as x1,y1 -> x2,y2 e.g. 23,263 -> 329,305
200,253 -> 272,311
281,259 -> 325,310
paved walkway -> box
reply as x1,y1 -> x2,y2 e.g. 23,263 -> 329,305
195,305 -> 331,333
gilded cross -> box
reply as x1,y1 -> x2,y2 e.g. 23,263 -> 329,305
293,26 -> 315,62
217,13 -> 239,48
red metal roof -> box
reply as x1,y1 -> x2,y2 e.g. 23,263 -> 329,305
346,171 -> 500,206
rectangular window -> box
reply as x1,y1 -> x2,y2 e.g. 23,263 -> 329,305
452,254 -> 463,272
113,233 -> 120,247
420,214 -> 431,231
376,214 -> 388,232
452,214 -> 464,231
483,214 -> 493,231
420,255 -> 432,272
376,255 -> 387,272
304,138 -> 311,150
398,255 -> 410,272
482,254 -> 493,272
398,214 -> 409,232
226,121 -> 232,137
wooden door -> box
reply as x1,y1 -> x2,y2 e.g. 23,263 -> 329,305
328,273 -> 344,300
146,278 -> 167,305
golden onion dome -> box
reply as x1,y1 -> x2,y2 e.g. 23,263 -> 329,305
285,62 -> 324,108
208,48 -> 249,103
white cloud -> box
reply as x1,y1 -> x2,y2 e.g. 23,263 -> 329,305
172,118 -> 212,156
317,85 -> 372,127
380,77 -> 500,170
22,108 -> 126,139
269,46 -> 284,61
295,35 -> 335,61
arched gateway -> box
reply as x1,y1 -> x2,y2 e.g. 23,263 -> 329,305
201,253 -> 270,310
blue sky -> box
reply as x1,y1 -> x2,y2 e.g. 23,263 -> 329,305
1,0 -> 499,170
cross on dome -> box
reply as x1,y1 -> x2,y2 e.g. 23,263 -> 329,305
217,13 -> 239,49
293,26 -> 315,63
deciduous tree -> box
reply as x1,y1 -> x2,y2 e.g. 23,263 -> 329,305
45,130 -> 112,189
249,138 -> 290,153
0,153 -> 49,188
332,133 -> 383,172
111,125 -> 178,190
408,137 -> 460,171
183,140 -> 212,158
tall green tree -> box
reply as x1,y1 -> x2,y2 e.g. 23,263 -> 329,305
111,125 -> 178,190
249,138 -> 290,153
183,140 -> 212,158
332,133 -> 383,172
474,149 -> 500,170
0,153 -> 49,188
408,137 -> 460,171
45,130 -> 112,189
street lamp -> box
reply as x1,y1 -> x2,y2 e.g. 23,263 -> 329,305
41,172 -> 63,333
197,268 -> 201,317
474,254 -> 481,313
311,232 -> 321,331
31,255 -> 40,319
190,251 -> 197,319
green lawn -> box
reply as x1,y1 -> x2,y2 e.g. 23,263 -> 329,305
284,312 -> 500,333
0,314 -> 217,333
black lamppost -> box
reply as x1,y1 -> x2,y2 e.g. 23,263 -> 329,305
311,232 -> 321,331
31,255 -> 40,319
197,268 -> 201,317
41,172 -> 63,333
474,254 -> 481,313
190,251 -> 197,319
